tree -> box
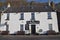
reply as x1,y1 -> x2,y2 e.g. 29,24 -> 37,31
0,2 -> 4,6
6,0 -> 28,7
56,3 -> 60,10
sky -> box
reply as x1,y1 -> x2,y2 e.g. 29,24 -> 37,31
0,0 -> 60,3
27,0 -> 60,3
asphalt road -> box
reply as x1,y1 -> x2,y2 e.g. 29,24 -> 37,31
0,35 -> 60,40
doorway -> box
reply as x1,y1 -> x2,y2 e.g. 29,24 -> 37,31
31,25 -> 36,34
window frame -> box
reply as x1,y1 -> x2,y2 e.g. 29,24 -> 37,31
49,24 -> 53,30
20,24 -> 24,31
5,22 -> 9,31
31,12 -> 35,20
48,12 -> 52,19
25,24 -> 29,30
5,13 -> 10,20
19,13 -> 24,20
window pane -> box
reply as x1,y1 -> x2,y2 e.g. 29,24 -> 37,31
48,12 -> 52,19
20,13 -> 24,20
5,22 -> 9,31
31,12 -> 35,20
20,24 -> 23,31
25,24 -> 29,30
6,24 -> 9,31
6,13 -> 9,20
49,24 -> 52,30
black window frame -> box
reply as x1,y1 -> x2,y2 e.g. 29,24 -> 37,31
25,24 -> 29,30
19,13 -> 24,20
20,24 -> 24,31
48,12 -> 52,19
5,22 -> 9,31
31,12 -> 35,20
5,13 -> 9,20
49,24 -> 53,30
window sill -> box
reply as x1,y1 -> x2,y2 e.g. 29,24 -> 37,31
19,19 -> 24,20
48,18 -> 52,19
5,19 -> 9,20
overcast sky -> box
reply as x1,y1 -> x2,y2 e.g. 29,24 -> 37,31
0,0 -> 60,3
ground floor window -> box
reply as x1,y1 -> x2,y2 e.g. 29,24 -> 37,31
5,22 -> 9,31
49,24 -> 52,30
20,24 -> 24,31
25,24 -> 29,30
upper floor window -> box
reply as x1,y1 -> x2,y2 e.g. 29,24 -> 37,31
49,24 -> 52,30
20,24 -> 24,31
48,12 -> 52,19
20,13 -> 24,20
31,12 -> 35,20
6,13 -> 9,20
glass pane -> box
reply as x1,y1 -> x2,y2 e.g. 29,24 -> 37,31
20,25 -> 23,31
20,13 -> 24,20
25,24 -> 29,30
48,12 -> 52,19
31,12 -> 35,20
49,24 -> 52,30
6,13 -> 9,20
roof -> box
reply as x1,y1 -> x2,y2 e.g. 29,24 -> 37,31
1,6 -> 55,13
0,0 -> 57,12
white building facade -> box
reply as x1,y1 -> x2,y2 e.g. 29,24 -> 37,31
0,12 -> 59,34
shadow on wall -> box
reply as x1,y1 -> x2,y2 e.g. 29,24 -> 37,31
57,11 -> 60,32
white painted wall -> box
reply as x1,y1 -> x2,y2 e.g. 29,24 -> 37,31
0,12 -> 59,34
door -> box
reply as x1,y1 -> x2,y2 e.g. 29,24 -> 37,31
31,25 -> 36,34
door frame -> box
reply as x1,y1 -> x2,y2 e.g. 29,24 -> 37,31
31,25 -> 36,34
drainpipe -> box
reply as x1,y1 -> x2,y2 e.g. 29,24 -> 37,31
48,0 -> 50,6
0,13 -> 1,24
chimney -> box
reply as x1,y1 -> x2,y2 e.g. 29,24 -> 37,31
48,0 -> 50,6
48,0 -> 55,10
7,2 -> 11,8
50,1 -> 55,10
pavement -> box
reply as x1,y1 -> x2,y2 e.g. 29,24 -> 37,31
0,35 -> 60,40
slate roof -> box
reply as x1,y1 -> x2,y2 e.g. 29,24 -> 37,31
0,5 -> 53,13
0,6 -> 55,13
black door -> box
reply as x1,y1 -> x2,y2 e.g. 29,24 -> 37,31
31,25 -> 36,34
